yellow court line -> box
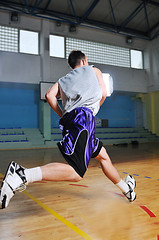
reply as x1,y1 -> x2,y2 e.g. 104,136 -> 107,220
23,191 -> 93,240
0,172 -> 93,240
0,173 -> 4,178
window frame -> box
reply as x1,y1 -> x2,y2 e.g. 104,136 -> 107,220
19,29 -> 39,56
49,34 -> 65,58
130,49 -> 143,69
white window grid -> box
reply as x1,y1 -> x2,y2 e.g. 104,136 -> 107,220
66,38 -> 131,68
0,25 -> 142,69
0,26 -> 18,52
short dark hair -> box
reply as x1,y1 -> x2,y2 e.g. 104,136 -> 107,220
68,50 -> 86,69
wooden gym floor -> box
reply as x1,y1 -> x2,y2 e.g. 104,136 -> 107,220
0,142 -> 159,240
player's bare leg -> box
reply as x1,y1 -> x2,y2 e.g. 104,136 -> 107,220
41,162 -> 82,182
95,146 -> 136,202
0,161 -> 82,209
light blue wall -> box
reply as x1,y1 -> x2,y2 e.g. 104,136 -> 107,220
0,82 -> 39,128
97,93 -> 135,127
0,83 -> 135,129
51,101 -> 62,128
51,92 -> 135,128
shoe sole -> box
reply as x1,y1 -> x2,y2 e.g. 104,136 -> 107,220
0,161 -> 15,209
1,161 -> 15,186
2,193 -> 7,209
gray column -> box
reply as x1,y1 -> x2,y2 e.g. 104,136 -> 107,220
39,100 -> 51,141
39,19 -> 51,140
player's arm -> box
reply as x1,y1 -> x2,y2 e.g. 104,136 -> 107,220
93,67 -> 107,106
45,82 -> 63,118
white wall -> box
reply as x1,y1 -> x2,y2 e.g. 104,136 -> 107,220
0,52 -> 41,83
143,36 -> 159,92
148,37 -> 159,92
50,58 -> 148,93
95,63 -> 148,93
0,10 -> 157,94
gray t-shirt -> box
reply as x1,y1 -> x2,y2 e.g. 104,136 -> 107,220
58,65 -> 102,116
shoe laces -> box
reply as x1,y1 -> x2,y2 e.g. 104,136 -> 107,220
15,183 -> 26,192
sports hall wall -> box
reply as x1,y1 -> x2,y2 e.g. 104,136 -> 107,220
0,11 -> 159,134
138,91 -> 159,136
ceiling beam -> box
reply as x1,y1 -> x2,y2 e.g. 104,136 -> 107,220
69,0 -> 78,23
108,0 -> 117,30
0,0 -> 157,40
150,20 -> 159,33
44,0 -> 51,11
80,0 -> 100,23
143,0 -> 151,38
141,0 -> 159,7
84,18 -> 150,40
29,0 -> 45,14
120,2 -> 145,29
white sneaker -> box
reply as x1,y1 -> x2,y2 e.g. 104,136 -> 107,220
124,175 -> 136,202
0,161 -> 27,209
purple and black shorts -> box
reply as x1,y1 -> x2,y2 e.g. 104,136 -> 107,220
57,107 -> 103,177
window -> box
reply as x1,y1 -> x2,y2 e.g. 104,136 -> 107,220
0,25 -> 143,70
0,25 -> 18,52
130,50 -> 143,69
66,37 -> 144,69
19,30 -> 39,55
66,37 -> 130,68
49,35 -> 65,58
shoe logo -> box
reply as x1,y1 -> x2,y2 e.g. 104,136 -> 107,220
16,166 -> 27,184
10,166 -> 14,174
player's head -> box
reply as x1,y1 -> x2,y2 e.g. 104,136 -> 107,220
68,50 -> 88,69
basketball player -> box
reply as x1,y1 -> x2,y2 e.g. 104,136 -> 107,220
0,50 -> 136,209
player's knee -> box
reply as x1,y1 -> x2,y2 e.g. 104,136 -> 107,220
95,147 -> 110,163
71,173 -> 82,182
73,175 -> 82,182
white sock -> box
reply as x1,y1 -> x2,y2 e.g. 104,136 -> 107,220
116,179 -> 129,194
24,167 -> 42,184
